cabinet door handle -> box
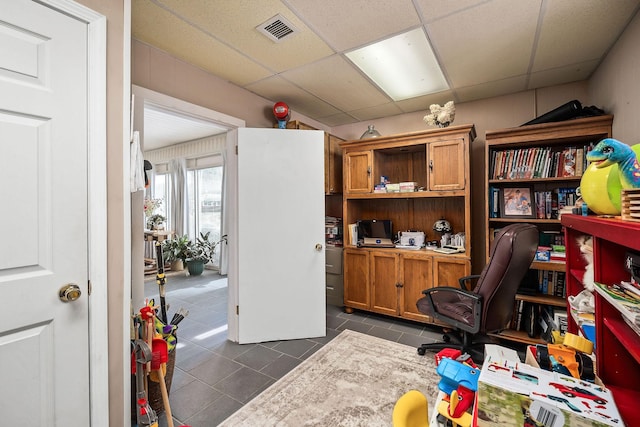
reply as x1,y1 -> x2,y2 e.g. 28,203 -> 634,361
396,282 -> 403,288
367,166 -> 371,176
429,160 -> 433,171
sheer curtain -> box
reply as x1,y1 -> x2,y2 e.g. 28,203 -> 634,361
169,158 -> 187,237
219,148 -> 228,275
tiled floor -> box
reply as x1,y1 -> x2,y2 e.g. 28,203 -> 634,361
138,269 -> 452,427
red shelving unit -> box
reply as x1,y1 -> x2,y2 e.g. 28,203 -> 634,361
562,214 -> 640,426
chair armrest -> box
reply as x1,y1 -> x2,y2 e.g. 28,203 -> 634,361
421,286 -> 483,334
458,275 -> 481,290
421,286 -> 480,300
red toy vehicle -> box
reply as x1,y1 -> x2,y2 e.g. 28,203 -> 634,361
548,382 -> 607,404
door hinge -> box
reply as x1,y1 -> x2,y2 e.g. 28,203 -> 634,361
235,145 -> 238,155
236,305 -> 239,315
88,279 -> 92,296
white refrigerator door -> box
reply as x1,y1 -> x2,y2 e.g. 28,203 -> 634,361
227,127 -> 326,343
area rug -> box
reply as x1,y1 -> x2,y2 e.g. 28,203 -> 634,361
218,329 -> 440,426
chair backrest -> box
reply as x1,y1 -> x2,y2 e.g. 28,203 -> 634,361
473,223 -> 539,333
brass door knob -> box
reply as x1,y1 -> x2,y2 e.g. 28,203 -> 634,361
315,243 -> 323,251
59,283 -> 81,302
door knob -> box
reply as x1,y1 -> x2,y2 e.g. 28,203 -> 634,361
315,243 -> 323,251
59,283 -> 81,302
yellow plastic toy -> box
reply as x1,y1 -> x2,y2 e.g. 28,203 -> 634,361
580,144 -> 640,215
392,390 -> 429,427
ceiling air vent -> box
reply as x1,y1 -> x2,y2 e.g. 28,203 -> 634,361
257,14 -> 299,43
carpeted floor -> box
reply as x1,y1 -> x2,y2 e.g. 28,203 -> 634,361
217,329 -> 441,427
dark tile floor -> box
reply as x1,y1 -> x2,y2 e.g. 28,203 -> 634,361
138,270 -> 462,426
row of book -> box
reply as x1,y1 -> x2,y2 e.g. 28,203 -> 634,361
534,188 -> 578,219
518,268 -> 566,297
510,301 -> 568,338
489,144 -> 593,180
489,228 -> 565,248
488,187 -> 577,219
537,270 -> 567,298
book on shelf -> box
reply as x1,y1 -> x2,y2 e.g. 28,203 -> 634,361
593,281 -> 640,326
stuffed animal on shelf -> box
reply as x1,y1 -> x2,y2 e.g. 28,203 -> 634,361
586,138 -> 640,189
580,139 -> 640,215
568,236 -> 595,314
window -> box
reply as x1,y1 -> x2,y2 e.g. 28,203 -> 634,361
187,161 -> 223,268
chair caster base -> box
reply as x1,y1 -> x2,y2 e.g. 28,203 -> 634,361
417,347 -> 426,356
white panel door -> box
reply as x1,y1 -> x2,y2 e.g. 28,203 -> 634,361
0,1 -> 90,425
234,128 -> 326,343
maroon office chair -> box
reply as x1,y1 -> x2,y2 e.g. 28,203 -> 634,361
416,223 -> 538,359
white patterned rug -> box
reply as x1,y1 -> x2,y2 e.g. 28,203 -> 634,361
218,329 -> 440,427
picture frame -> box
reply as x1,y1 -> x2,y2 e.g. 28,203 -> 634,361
500,186 -> 535,218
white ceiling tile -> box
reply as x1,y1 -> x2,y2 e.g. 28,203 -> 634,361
286,0 -> 420,51
348,102 -> 404,121
528,59 -> 599,89
281,55 -> 391,111
157,0 -> 334,73
533,0 -> 640,71
132,0 -> 272,86
429,0 -> 541,87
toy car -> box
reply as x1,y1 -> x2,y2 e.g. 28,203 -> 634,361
548,382 -> 607,404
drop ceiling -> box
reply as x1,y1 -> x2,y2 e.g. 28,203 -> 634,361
133,0 -> 640,132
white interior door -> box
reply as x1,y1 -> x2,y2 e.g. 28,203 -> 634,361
229,128 -> 326,343
0,1 -> 91,425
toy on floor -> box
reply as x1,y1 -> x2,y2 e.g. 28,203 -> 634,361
392,389 -> 429,427
433,349 -> 479,427
535,333 -> 595,382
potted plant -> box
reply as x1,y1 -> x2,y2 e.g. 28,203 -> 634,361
161,235 -> 190,271
147,213 -> 166,230
185,232 -> 227,276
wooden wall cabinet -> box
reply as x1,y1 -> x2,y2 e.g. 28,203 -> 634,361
340,125 -> 476,324
485,115 -> 613,344
562,214 -> 640,426
281,120 -> 344,195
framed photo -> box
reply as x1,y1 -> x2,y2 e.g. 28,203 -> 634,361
500,186 -> 535,218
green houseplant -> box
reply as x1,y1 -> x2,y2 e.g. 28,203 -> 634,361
185,232 -> 227,276
161,234 -> 191,271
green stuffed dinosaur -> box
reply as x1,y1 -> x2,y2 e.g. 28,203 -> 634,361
587,138 -> 640,189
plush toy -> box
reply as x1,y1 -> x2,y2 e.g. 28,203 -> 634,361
580,140 -> 640,214
568,236 -> 595,314
587,138 -> 640,189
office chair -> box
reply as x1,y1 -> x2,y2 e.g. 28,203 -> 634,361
416,223 -> 538,360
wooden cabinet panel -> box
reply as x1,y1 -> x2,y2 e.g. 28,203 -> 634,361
343,249 -> 369,310
400,254 -> 432,322
370,251 -> 399,316
433,257 -> 470,288
326,134 -> 343,194
345,151 -> 372,193
429,138 -> 465,191
282,120 -> 343,195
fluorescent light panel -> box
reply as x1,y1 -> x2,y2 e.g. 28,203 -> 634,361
346,28 -> 448,101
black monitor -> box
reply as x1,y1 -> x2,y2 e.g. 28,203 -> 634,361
357,219 -> 393,241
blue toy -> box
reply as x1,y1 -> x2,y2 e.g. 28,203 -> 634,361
587,138 -> 640,189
